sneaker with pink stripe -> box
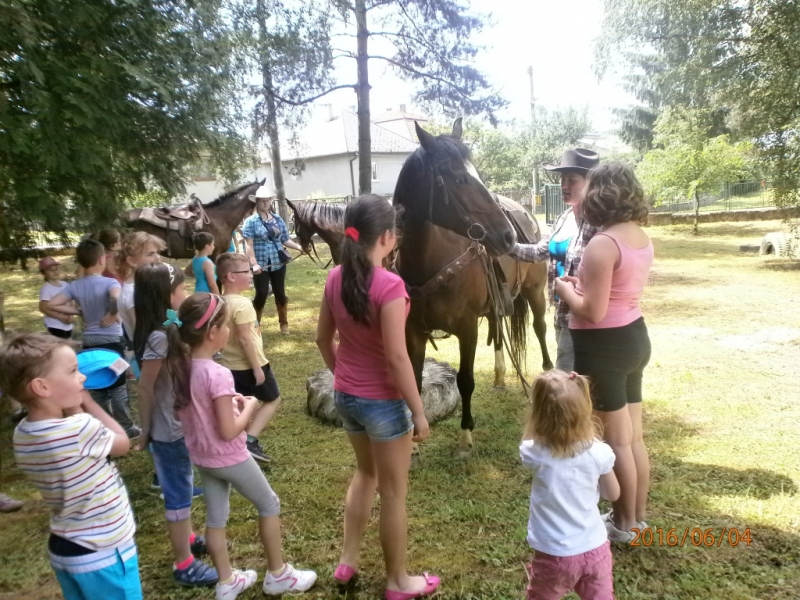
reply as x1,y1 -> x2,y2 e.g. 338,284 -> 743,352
215,568 -> 257,600
262,563 -> 317,595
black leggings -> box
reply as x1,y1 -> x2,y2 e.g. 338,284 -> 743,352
253,266 -> 287,312
47,327 -> 72,339
571,317 -> 651,412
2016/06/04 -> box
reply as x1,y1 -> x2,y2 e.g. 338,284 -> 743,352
631,527 -> 753,547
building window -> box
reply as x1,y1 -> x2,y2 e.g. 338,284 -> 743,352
372,162 -> 378,181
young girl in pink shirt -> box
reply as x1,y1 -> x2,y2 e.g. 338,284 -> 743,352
316,195 -> 439,600
166,293 -> 317,599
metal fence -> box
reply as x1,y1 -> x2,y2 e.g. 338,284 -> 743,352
650,180 -> 773,213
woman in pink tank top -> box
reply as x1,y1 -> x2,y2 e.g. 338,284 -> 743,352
555,162 -> 653,546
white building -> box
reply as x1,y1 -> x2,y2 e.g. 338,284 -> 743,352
186,106 -> 427,202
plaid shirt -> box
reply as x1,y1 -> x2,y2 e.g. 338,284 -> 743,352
510,208 -> 598,329
242,212 -> 291,272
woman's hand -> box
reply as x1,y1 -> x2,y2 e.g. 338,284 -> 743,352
554,277 -> 575,299
251,263 -> 262,274
411,412 -> 430,443
137,430 -> 151,451
252,367 -> 266,386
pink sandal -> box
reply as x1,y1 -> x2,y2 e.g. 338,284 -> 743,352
334,563 -> 357,585
385,573 -> 441,600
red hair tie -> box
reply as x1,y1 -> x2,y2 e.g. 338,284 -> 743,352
345,227 -> 360,242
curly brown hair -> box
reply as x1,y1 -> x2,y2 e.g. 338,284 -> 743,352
583,162 -> 649,227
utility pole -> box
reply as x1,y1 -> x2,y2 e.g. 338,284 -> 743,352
528,66 -> 540,206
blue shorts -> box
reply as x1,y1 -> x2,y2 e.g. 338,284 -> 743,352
52,541 -> 142,600
334,391 -> 413,441
150,438 -> 193,521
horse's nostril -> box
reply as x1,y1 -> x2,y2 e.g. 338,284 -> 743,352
504,231 -> 515,248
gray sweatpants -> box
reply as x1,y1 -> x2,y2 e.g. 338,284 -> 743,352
554,326 -> 575,372
197,456 -> 281,528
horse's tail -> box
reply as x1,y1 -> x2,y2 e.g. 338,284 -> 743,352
508,292 -> 529,378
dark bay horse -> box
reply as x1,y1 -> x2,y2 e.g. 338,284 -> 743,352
291,121 -> 552,456
121,180 -> 262,259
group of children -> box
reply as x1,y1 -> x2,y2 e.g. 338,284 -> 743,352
3,200 -> 632,600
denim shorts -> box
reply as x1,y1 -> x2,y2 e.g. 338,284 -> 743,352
150,438 -> 193,521
334,391 -> 413,441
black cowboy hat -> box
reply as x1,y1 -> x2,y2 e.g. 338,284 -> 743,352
543,148 -> 600,173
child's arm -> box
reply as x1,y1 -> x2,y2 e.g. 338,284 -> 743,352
202,261 -> 220,294
38,300 -> 74,324
48,292 -> 82,315
136,358 -> 162,450
599,471 -> 620,502
213,394 -> 260,441
78,392 -> 131,457
234,323 -> 265,385
100,286 -> 121,328
315,294 -> 337,372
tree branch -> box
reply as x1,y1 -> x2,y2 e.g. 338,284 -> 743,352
269,83 -> 357,106
368,54 -> 470,100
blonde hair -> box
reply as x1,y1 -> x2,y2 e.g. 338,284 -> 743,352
0,333 -> 76,403
215,252 -> 248,292
523,369 -> 600,458
117,232 -> 166,281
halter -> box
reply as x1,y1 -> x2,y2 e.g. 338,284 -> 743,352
427,158 -> 488,243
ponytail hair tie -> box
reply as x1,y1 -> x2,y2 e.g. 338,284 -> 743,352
345,227 -> 360,242
569,371 -> 577,380
163,309 -> 183,328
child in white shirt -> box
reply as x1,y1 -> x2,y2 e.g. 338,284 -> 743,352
37,257 -> 74,339
520,370 -> 620,600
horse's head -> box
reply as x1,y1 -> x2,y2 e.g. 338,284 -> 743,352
393,119 -> 516,256
286,199 -> 314,253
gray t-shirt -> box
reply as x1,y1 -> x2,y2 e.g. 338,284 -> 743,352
143,330 -> 183,443
62,275 -> 122,336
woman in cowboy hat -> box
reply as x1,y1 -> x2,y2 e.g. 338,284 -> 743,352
241,183 -> 302,334
510,148 -> 600,371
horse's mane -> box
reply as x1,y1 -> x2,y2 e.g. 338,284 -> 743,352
203,181 -> 259,208
294,201 -> 347,231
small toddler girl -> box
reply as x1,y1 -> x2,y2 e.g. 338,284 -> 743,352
520,369 -> 620,600
166,293 -> 316,599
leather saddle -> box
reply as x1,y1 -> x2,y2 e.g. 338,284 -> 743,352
495,194 -> 542,245
138,196 -> 205,239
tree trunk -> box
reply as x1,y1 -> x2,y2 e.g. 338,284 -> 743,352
355,0 -> 372,195
257,0 -> 289,222
694,189 -> 700,235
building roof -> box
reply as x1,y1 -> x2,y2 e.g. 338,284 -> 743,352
270,110 -> 421,163
372,106 -> 429,142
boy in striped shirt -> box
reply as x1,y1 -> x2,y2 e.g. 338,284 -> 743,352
0,333 -> 142,599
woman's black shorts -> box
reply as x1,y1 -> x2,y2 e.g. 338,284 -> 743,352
570,317 -> 651,412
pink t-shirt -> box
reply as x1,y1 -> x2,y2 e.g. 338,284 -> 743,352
178,359 -> 250,468
324,265 -> 409,399
570,232 -> 654,330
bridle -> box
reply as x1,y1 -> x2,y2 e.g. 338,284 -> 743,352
291,214 -> 334,270
427,157 -> 490,243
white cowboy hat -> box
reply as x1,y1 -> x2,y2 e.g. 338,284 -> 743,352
249,183 -> 276,201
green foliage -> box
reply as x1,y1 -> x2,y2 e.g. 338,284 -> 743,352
638,108 -> 751,205
432,108 -> 591,190
0,0 -> 250,256
598,0 -> 800,206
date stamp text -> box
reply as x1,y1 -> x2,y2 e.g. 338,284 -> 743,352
631,527 -> 752,547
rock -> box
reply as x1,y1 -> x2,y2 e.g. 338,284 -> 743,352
306,358 -> 461,427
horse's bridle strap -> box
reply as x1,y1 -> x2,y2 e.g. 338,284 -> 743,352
406,243 -> 479,298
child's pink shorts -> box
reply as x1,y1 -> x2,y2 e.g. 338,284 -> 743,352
525,541 -> 614,600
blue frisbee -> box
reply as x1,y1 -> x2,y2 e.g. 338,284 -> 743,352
77,349 -> 130,390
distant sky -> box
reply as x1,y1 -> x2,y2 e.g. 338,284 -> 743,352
314,0 -> 635,132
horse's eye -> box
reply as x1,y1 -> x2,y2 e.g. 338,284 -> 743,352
455,176 -> 468,185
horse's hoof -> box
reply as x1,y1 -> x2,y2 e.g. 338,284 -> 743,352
410,451 -> 422,469
492,383 -> 506,390
457,447 -> 472,460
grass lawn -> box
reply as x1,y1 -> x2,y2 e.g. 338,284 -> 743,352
1,219 -> 799,599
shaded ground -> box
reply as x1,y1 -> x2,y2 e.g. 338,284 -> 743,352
1,219 -> 799,599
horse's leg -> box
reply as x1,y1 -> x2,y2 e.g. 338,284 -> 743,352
525,267 -> 553,371
456,324 -> 478,459
406,325 -> 427,465
489,317 -> 506,388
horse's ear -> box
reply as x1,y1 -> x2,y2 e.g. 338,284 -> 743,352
415,121 -> 437,151
451,118 -> 463,139
259,178 -> 266,185
286,199 -> 296,212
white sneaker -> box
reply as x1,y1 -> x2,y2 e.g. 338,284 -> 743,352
605,519 -> 638,545
601,510 -> 648,531
216,569 -> 257,600
262,563 -> 317,595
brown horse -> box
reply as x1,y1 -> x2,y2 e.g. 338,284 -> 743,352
291,121 -> 552,456
121,180 -> 263,259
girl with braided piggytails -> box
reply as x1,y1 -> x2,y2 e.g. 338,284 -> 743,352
166,293 -> 317,600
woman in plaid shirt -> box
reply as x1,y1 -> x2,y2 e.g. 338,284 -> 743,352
242,184 -> 302,334
510,148 -> 600,371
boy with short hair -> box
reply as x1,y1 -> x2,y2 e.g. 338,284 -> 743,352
37,256 -> 74,339
216,252 -> 281,464
48,239 -> 140,438
0,333 -> 142,599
